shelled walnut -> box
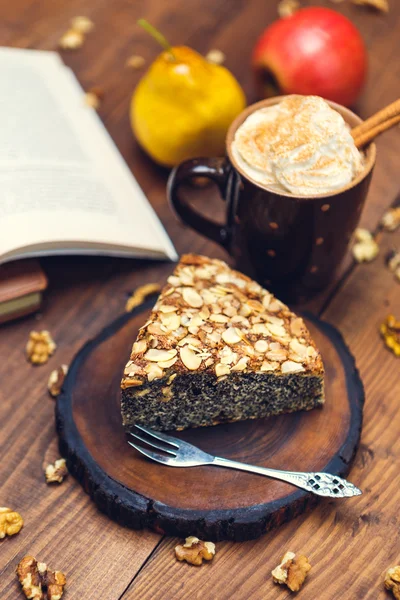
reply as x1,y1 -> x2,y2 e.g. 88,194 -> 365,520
272,551 -> 311,592
59,15 -> 94,50
352,228 -> 379,263
0,507 -> 23,538
385,566 -> 400,599
382,207 -> 400,232
16,556 -> 66,600
175,536 -> 216,566
26,331 -> 56,365
45,459 -> 68,484
380,314 -> 400,357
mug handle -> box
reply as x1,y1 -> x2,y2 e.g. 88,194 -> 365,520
167,157 -> 231,250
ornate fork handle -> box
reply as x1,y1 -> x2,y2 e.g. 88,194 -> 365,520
212,457 -> 362,498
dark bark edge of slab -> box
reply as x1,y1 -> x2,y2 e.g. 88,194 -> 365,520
56,300 -> 364,542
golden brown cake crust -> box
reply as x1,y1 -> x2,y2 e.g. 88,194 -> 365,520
121,254 -> 324,390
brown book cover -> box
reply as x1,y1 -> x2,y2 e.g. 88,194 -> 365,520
0,260 -> 48,324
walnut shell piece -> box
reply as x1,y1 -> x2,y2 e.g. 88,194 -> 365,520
16,556 -> 66,600
47,365 -> 68,398
272,551 -> 311,592
45,459 -> 68,484
26,331 -> 56,365
0,507 -> 24,539
385,566 -> 400,600
175,536 -> 216,566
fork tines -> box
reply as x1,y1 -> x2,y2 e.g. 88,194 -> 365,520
128,424 -> 180,463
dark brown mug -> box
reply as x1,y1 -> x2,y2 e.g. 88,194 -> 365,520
168,97 -> 376,303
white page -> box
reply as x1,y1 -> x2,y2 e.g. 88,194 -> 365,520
0,48 -> 177,263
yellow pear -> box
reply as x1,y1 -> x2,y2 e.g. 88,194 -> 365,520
131,23 -> 246,167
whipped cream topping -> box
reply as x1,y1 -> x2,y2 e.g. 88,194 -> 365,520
231,95 -> 364,196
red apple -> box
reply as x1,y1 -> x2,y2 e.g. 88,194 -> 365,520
252,7 -> 368,107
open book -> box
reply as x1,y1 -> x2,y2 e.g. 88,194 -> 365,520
0,47 -> 177,265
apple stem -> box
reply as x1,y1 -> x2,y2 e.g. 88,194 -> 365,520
137,19 -> 176,60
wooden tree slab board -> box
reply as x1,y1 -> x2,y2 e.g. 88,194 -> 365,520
56,298 -> 364,541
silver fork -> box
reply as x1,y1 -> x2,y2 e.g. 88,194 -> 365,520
128,425 -> 362,498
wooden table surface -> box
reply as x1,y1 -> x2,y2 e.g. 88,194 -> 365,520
1,1 -> 399,598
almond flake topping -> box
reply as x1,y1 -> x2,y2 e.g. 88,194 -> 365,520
124,254 -> 323,382
255,340 -> 269,353
281,360 -> 305,374
160,313 -> 181,331
216,363 -> 231,377
182,287 -> 203,308
180,346 -> 202,370
144,348 -> 177,362
132,339 -> 147,354
222,327 -> 242,345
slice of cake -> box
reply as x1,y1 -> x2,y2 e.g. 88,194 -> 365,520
121,254 -> 324,431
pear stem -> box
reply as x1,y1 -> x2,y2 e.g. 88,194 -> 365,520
137,19 -> 176,60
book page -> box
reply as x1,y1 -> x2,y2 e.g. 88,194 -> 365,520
0,48 -> 177,263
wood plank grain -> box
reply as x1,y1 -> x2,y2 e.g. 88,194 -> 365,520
0,0 -> 399,597
119,217 -> 400,600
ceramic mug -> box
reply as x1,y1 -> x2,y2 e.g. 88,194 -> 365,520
168,97 -> 376,303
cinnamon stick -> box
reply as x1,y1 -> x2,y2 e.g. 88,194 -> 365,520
353,114 -> 400,149
351,98 -> 400,140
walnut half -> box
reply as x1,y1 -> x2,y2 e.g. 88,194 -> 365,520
385,566 -> 400,600
175,536 -> 216,566
17,556 -> 66,600
0,507 -> 23,538
272,551 -> 311,592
